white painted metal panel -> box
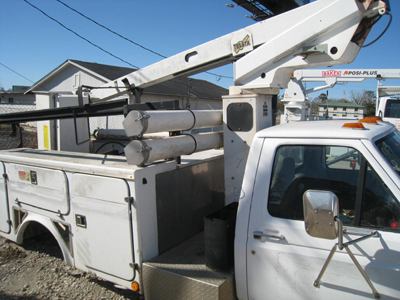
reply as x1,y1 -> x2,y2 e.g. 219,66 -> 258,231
70,173 -> 135,281
56,95 -> 90,153
0,162 -> 10,233
6,163 -> 69,214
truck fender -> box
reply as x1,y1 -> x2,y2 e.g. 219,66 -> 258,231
14,213 -> 74,266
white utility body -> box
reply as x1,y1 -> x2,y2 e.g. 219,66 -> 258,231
0,0 -> 396,299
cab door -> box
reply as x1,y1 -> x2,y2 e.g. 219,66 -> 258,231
245,138 -> 400,300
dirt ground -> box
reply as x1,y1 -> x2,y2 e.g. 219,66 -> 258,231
0,234 -> 140,300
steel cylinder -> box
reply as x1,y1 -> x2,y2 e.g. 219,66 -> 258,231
124,131 -> 223,165
123,110 -> 223,137
94,129 -> 129,140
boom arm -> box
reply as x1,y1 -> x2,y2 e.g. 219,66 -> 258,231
283,68 -> 400,101
281,68 -> 400,123
90,0 -> 388,102
293,69 -> 400,83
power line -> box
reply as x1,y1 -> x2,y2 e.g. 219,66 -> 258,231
55,0 -> 168,60
0,62 -> 35,84
54,0 -> 233,80
23,0 -> 140,69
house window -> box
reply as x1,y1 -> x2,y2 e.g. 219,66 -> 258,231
8,98 -> 13,103
333,107 -> 337,110
343,107 -> 347,111
355,108 -> 358,112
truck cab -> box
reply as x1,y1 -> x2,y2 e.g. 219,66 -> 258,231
236,118 -> 400,300
377,96 -> 400,129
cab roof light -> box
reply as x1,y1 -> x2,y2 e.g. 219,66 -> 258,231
364,116 -> 383,122
358,118 -> 378,124
342,123 -> 366,129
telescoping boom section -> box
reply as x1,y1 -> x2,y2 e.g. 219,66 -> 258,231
90,0 -> 389,102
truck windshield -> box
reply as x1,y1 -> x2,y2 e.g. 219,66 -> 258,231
375,130 -> 400,175
384,99 -> 400,118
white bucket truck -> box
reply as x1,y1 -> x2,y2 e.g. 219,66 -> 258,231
0,1 -> 396,299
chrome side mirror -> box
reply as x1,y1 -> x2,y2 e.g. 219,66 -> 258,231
303,190 -> 339,240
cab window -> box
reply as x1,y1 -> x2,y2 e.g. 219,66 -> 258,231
268,145 -> 400,231
375,131 -> 400,176
361,164 -> 400,230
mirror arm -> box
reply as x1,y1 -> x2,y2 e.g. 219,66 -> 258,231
314,217 -> 381,299
335,216 -> 344,250
343,243 -> 381,299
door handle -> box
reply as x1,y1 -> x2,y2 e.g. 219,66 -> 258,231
253,231 -> 285,240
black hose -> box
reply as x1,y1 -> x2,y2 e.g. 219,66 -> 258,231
362,13 -> 392,48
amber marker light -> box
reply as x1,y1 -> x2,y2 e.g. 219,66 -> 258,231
364,116 -> 383,122
358,118 -> 378,124
131,281 -> 139,292
342,123 -> 365,129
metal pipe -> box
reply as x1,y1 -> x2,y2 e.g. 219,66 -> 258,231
123,110 -> 223,137
124,131 -> 223,165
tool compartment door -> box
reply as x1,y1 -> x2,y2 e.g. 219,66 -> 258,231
70,173 -> 135,281
0,162 -> 10,233
6,163 -> 69,214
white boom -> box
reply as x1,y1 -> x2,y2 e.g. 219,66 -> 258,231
293,69 -> 400,83
89,0 -> 388,102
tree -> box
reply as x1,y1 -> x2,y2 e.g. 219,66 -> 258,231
349,89 -> 376,116
317,93 -> 328,103
362,90 -> 376,116
350,90 -> 364,105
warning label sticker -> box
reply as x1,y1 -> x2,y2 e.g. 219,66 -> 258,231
18,171 -> 31,182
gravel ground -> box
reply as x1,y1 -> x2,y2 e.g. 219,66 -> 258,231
0,234 -> 141,300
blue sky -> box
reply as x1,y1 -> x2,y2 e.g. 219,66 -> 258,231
0,0 -> 399,100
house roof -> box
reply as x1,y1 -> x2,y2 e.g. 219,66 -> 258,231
27,59 -> 228,101
69,60 -> 136,81
318,102 -> 365,108
0,86 -> 32,95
